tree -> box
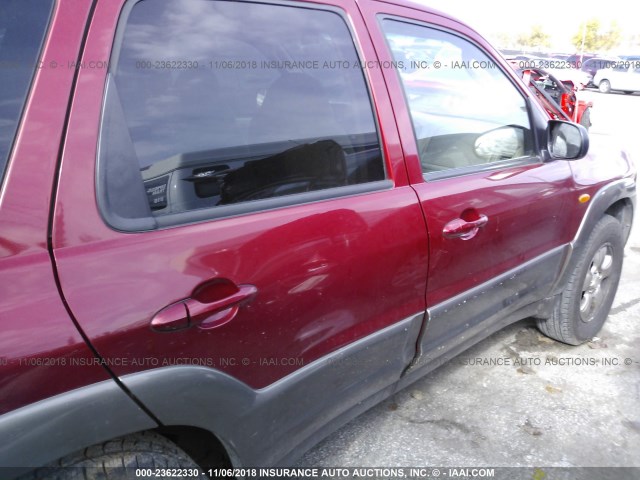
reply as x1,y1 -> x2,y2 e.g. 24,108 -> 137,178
493,32 -> 517,49
517,25 -> 551,49
572,19 -> 621,52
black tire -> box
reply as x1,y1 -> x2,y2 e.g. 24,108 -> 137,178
598,79 -> 611,93
21,432 -> 209,480
579,107 -> 591,130
537,215 -> 623,345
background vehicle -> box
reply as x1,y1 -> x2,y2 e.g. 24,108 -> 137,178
0,0 -> 635,478
580,57 -> 621,86
504,54 -> 548,68
505,56 -> 590,88
519,67 -> 593,129
546,67 -> 591,89
566,52 -> 597,66
594,63 -> 640,94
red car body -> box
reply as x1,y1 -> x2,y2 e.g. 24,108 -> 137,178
0,0 -> 635,476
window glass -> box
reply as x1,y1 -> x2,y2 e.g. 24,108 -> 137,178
100,0 -> 384,224
0,0 -> 54,184
382,19 -> 533,174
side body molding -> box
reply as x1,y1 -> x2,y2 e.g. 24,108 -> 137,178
399,245 -> 567,389
0,379 -> 157,477
121,314 -> 424,467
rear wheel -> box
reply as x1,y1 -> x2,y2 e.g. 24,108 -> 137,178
21,432 -> 208,480
598,79 -> 611,93
537,215 -> 623,345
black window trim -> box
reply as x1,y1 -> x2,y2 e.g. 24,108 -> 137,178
97,0 -> 390,233
377,14 -> 544,183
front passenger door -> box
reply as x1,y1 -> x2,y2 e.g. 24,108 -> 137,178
370,12 -> 578,360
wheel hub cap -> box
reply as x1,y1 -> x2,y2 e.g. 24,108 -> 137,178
580,244 -> 613,323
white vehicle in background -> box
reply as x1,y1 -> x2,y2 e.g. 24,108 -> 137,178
593,63 -> 640,94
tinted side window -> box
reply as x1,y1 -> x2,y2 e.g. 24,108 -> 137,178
0,0 -> 53,184
100,0 -> 384,228
382,20 -> 533,175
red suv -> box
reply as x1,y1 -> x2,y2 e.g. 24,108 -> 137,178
0,0 -> 636,477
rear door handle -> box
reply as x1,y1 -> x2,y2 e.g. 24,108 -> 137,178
443,214 -> 488,240
186,284 -> 257,329
151,280 -> 257,332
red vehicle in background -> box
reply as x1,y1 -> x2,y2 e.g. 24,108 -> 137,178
520,67 -> 593,129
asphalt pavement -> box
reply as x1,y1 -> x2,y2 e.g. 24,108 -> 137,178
295,90 -> 640,471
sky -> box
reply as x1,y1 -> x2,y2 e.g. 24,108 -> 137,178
414,0 -> 640,53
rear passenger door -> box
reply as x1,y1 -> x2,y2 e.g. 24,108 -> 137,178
361,2 -> 578,360
53,0 -> 428,424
